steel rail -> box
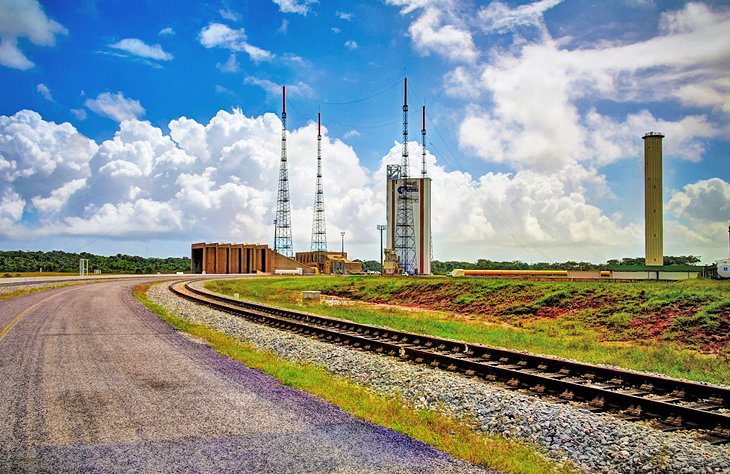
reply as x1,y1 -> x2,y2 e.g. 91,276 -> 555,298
170,281 -> 730,439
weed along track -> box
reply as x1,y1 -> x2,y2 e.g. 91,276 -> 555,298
171,280 -> 730,444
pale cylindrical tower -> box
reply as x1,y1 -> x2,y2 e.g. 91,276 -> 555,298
643,132 -> 664,266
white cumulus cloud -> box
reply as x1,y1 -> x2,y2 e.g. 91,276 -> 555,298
36,83 -> 54,102
390,0 -> 730,261
0,0 -> 67,70
272,0 -> 317,15
408,7 -> 477,63
0,110 -> 97,226
84,92 -> 145,122
71,108 -> 87,121
199,23 -> 246,48
1,100 -> 727,262
217,53 -> 239,73
665,177 -> 730,257
478,0 -> 563,34
109,38 -> 173,61
199,22 -> 273,62
31,178 -> 86,215
244,76 -> 314,98
667,178 -> 730,223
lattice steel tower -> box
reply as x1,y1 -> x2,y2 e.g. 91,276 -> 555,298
310,112 -> 328,253
274,86 -> 294,258
395,77 -> 416,274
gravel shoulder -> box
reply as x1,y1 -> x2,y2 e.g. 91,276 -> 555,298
0,279 -> 487,473
148,282 -> 730,474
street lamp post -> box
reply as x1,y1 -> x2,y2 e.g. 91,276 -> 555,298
376,224 -> 386,275
340,231 -> 346,275
273,218 -> 278,253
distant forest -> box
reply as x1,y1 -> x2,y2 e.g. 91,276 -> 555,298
361,256 -> 702,275
429,256 -> 702,274
0,250 -> 190,274
1,251 -> 703,276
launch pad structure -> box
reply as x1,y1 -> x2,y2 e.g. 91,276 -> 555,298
193,78 -> 434,276
387,79 -> 432,275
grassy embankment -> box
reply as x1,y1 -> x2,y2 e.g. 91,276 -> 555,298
0,282 -> 86,301
133,283 -> 572,474
2,272 -> 77,277
205,276 -> 730,385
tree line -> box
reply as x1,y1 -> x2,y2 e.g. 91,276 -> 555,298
431,256 -> 702,274
359,256 -> 702,275
1,250 -> 703,276
0,250 -> 191,275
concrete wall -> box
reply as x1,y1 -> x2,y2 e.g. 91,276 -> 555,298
658,272 -> 698,281
612,271 -> 655,280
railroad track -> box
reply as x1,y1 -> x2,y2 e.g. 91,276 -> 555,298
170,280 -> 730,444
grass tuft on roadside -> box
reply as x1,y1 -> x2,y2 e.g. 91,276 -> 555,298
0,282 -> 82,301
133,284 -> 574,474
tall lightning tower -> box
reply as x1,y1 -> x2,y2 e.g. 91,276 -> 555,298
395,77 -> 416,274
421,105 -> 427,178
310,112 -> 327,254
274,86 -> 294,258
422,104 -> 432,267
643,131 -> 664,266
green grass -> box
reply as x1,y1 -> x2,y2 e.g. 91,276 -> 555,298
204,276 -> 730,385
1,271 -> 78,278
133,283 -> 573,474
0,281 -> 84,300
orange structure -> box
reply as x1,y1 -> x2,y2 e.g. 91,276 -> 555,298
295,251 -> 363,274
191,242 -> 312,274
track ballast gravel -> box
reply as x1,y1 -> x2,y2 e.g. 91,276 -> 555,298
149,282 -> 730,474
0,280 -> 488,473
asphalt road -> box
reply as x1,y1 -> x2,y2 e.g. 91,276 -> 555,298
0,279 -> 486,473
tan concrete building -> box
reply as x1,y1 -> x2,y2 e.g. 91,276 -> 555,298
643,132 -> 664,266
295,251 -> 363,274
191,242 -> 312,274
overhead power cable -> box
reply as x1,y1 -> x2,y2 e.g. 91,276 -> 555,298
297,78 -> 402,105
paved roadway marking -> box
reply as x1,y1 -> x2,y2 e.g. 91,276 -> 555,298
0,288 -> 74,341
0,280 -> 488,473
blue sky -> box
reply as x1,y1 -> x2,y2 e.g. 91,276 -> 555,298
0,0 -> 729,264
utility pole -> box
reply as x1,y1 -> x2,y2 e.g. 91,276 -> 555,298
377,224 -> 386,275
